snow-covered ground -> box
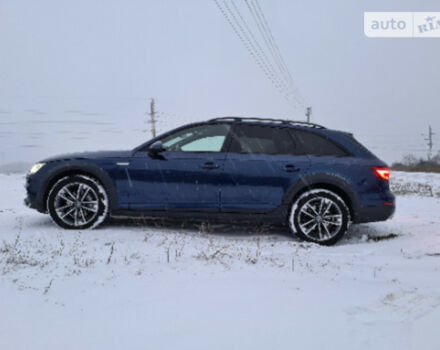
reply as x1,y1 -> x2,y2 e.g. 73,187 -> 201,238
1,171 -> 440,350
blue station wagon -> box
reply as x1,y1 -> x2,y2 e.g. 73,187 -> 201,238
25,117 -> 395,245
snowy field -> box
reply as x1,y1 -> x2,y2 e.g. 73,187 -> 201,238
0,171 -> 440,350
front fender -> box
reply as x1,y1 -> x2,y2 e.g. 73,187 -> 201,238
38,161 -> 119,213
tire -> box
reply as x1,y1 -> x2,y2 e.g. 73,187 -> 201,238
47,175 -> 109,230
289,189 -> 350,245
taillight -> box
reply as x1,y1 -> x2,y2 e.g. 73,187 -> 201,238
373,167 -> 391,181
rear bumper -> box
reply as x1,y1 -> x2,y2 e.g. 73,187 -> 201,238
354,203 -> 395,223
353,187 -> 395,223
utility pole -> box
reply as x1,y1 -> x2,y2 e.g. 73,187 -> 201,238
305,107 -> 312,123
424,125 -> 434,161
149,98 -> 157,138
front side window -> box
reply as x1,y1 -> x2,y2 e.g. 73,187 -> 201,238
160,124 -> 230,153
229,124 -> 296,155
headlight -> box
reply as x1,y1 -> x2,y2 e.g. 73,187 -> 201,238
28,162 -> 46,175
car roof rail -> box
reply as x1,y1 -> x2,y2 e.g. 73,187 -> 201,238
208,116 -> 326,129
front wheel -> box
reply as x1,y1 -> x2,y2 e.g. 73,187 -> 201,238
289,189 -> 350,245
47,175 -> 109,229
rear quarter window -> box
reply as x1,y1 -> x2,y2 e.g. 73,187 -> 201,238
290,129 -> 349,157
344,134 -> 377,159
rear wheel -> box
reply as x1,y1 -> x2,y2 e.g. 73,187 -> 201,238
289,189 -> 350,245
47,175 -> 109,229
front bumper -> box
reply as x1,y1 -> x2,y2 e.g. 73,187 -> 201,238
24,174 -> 46,213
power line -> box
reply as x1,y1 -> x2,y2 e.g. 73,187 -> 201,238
222,1 -> 284,92
212,0 -> 307,115
245,0 -> 306,108
229,1 -> 289,95
228,1 -> 304,111
213,1 -> 279,91
216,0 -> 298,109
244,0 -> 290,84
252,0 -> 292,78
255,0 -> 307,107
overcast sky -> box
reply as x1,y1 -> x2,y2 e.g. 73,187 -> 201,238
1,0 -> 440,164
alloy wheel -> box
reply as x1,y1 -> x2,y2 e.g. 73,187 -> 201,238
297,196 -> 343,241
54,182 -> 99,227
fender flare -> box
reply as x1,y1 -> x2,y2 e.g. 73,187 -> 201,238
40,161 -> 119,213
281,173 -> 362,220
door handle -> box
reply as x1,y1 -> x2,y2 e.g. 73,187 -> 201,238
200,162 -> 220,170
283,164 -> 300,173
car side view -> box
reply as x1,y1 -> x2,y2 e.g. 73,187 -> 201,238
25,117 -> 395,245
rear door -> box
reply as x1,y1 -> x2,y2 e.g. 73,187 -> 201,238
221,124 -> 310,211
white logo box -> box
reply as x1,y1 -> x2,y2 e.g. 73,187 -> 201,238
364,12 -> 440,38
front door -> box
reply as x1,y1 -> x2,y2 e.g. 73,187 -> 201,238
158,151 -> 226,210
129,123 -> 231,211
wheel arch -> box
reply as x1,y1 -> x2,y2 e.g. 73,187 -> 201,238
282,174 -> 361,221
41,163 -> 119,213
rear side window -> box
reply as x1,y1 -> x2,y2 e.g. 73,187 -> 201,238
229,124 -> 295,154
290,129 -> 349,157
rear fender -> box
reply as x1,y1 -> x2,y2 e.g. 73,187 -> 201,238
281,173 -> 362,221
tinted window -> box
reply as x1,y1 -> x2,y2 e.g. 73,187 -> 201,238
229,125 -> 295,154
291,129 -> 348,156
346,134 -> 376,158
161,124 -> 230,152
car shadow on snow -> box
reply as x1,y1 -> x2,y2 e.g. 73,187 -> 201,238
104,217 -> 295,240
103,217 -> 400,245
24,214 -> 400,246
24,213 -> 293,240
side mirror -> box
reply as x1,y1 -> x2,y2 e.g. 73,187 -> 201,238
148,141 -> 165,156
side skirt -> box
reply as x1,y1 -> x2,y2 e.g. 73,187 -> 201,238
110,206 -> 289,225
